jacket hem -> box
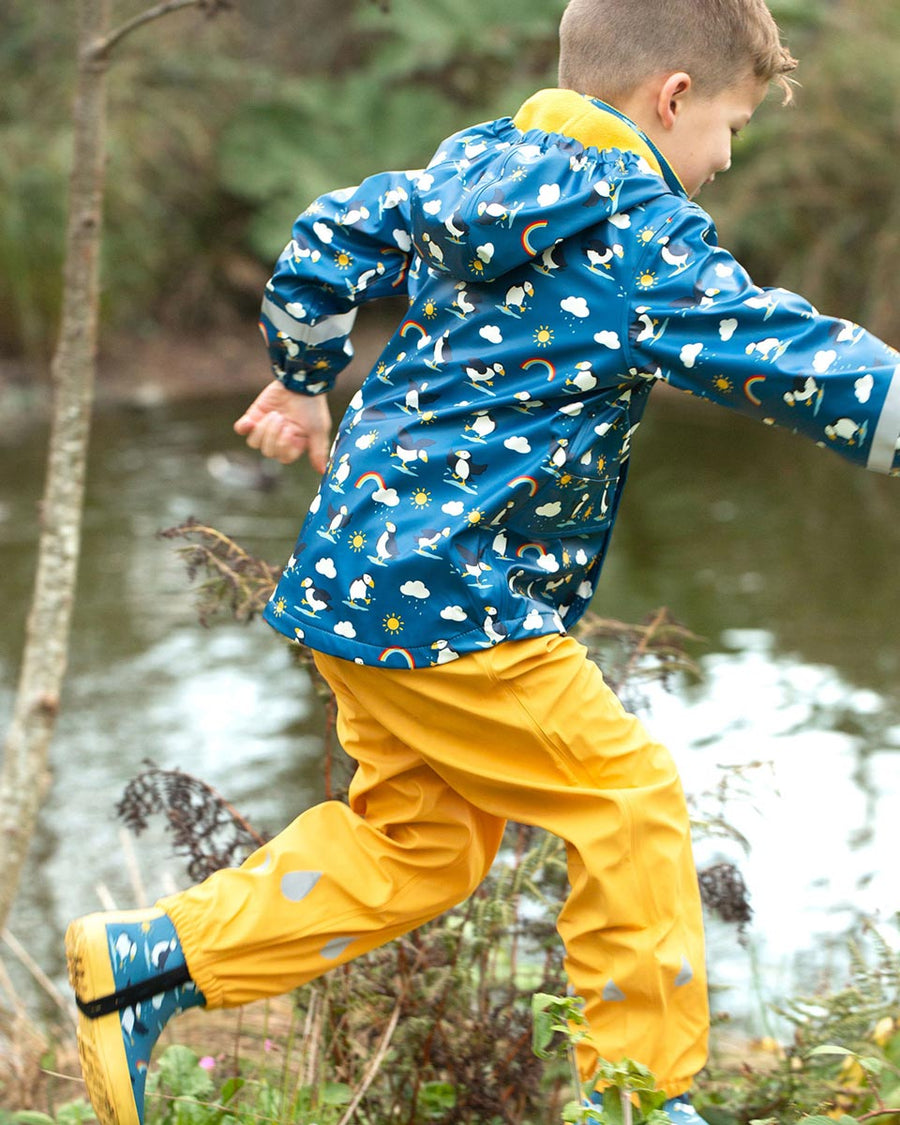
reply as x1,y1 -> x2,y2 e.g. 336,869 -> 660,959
262,602 -> 562,669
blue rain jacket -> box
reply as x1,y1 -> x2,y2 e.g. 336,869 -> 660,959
259,89 -> 900,669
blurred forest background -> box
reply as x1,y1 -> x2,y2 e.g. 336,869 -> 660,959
3,0 -> 900,387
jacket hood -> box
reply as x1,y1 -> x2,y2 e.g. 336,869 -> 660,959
409,88 -> 686,283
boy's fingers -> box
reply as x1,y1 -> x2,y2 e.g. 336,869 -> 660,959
234,393 -> 330,470
265,418 -> 301,464
244,412 -> 290,462
242,410 -> 280,451
274,424 -> 307,465
242,411 -> 320,466
233,399 -> 269,436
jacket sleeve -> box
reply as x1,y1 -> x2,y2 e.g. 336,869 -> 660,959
626,205 -> 900,476
260,169 -> 417,394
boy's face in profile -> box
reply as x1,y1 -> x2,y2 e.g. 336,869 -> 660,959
659,72 -> 769,198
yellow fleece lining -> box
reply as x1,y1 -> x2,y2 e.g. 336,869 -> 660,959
513,88 -> 665,177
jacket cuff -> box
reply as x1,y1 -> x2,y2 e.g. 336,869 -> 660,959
868,365 -> 900,474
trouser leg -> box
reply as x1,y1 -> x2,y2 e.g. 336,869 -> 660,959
307,635 -> 709,1096
159,667 -> 506,1009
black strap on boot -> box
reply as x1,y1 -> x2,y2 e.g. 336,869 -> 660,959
75,964 -> 192,1018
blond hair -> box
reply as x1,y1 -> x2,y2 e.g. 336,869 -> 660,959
558,0 -> 798,103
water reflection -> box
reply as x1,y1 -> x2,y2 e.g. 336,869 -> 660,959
1,388 -> 897,1032
651,630 -> 900,1031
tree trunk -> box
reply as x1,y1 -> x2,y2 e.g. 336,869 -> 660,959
0,0 -> 110,933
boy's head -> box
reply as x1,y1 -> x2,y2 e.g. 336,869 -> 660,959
558,0 -> 797,104
558,0 -> 798,198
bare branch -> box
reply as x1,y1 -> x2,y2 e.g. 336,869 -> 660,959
335,1000 -> 402,1125
86,0 -> 229,62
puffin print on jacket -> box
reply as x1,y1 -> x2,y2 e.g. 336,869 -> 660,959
260,89 -> 900,669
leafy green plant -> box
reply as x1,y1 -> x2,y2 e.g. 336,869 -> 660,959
533,994 -> 671,1125
145,1042 -> 355,1125
533,942 -> 900,1125
3,1105 -> 97,1125
700,918 -> 900,1124
147,1045 -> 217,1125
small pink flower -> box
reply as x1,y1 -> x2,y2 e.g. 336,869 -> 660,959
264,1038 -> 277,1052
198,1056 -> 217,1071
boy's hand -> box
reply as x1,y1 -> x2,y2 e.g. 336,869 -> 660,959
234,380 -> 332,474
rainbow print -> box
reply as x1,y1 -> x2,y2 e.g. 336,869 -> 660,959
507,475 -> 539,497
399,320 -> 428,341
379,647 -> 416,668
355,471 -> 387,491
521,357 -> 556,381
743,375 -> 767,406
521,219 -> 549,255
381,246 -> 409,289
516,543 -> 548,559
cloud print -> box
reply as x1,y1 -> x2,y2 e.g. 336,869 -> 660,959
334,621 -> 357,638
316,558 -> 337,579
594,331 -> 621,350
393,229 -> 412,252
719,318 -> 738,342
442,500 -> 465,515
400,580 -> 430,599
680,343 -> 703,368
536,501 -> 562,518
855,373 -> 874,403
813,349 -> 837,374
373,488 -> 400,506
440,605 -> 468,622
523,609 -> 544,631
504,436 -> 531,454
480,324 -> 503,345
538,183 -> 561,207
561,296 -> 590,318
313,221 -> 334,244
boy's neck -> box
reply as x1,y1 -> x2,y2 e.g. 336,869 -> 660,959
608,84 -> 665,146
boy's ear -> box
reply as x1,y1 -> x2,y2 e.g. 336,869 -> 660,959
656,72 -> 693,130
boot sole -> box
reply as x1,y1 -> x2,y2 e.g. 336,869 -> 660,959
65,910 -> 160,1125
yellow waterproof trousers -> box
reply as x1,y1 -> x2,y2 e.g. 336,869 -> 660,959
160,634 -> 708,1095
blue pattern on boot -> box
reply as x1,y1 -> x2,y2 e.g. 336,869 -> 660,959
587,1089 -> 707,1124
661,1097 -> 707,1124
107,913 -> 205,1121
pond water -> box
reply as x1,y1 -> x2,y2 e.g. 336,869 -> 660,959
1,384 -> 898,1037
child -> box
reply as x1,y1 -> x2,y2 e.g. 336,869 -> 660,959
66,1 -> 900,1122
